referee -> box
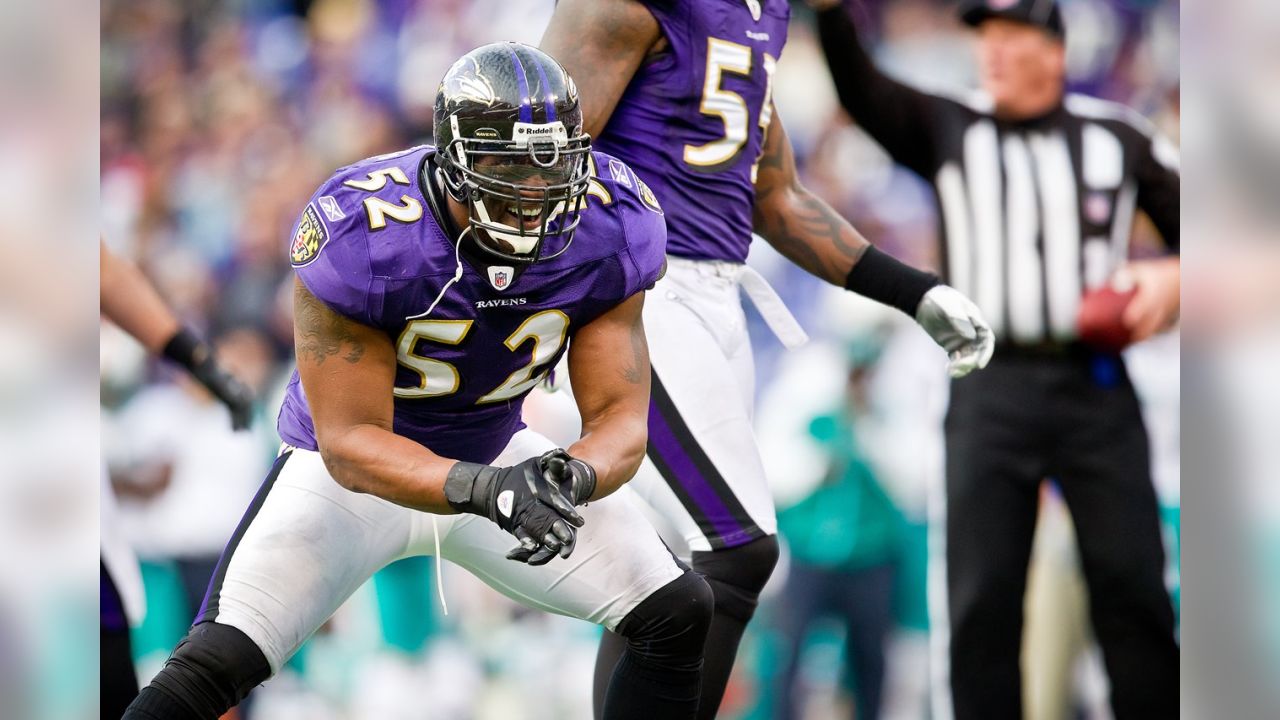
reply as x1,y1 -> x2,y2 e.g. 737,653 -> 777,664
811,1 -> 1180,717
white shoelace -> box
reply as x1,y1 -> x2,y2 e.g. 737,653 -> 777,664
433,515 -> 448,615
408,226 -> 469,321
405,224 -> 471,615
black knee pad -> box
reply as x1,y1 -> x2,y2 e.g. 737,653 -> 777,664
149,622 -> 271,719
616,570 -> 714,671
692,534 -> 780,623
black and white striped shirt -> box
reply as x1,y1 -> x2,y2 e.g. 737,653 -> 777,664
817,7 -> 1179,346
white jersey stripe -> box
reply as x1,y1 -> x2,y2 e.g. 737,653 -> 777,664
1082,123 -> 1124,190
964,120 -> 1005,335
1111,179 -> 1139,271
937,162 -> 974,299
1031,130 -> 1081,341
1002,135 -> 1044,343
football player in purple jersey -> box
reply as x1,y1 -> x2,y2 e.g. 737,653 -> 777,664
543,2 -> 995,716
123,44 -> 715,720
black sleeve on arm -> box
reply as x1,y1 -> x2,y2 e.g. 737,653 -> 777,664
1133,132 -> 1180,253
815,3 -> 943,176
844,245 -> 941,317
161,326 -> 209,371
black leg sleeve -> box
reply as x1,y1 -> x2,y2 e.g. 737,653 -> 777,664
592,629 -> 628,720
691,534 -> 780,720
122,622 -> 270,720
601,570 -> 714,720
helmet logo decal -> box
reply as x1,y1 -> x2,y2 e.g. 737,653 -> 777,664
745,0 -> 762,22
564,72 -> 579,105
450,73 -> 497,107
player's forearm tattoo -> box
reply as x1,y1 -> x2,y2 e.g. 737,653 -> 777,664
753,120 -> 869,286
622,315 -> 647,385
294,281 -> 366,365
759,193 -> 867,285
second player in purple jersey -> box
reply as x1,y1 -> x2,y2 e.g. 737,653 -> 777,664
544,2 -> 995,717
278,144 -> 666,464
593,0 -> 790,263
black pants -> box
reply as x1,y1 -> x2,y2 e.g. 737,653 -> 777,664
771,562 -> 895,720
943,348 -> 1177,720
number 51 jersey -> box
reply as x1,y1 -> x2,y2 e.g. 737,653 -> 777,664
277,145 -> 667,465
592,0 -> 789,264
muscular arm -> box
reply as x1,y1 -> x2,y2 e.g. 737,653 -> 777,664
753,112 -> 872,285
540,0 -> 661,138
100,239 -> 181,353
103,237 -> 256,427
293,277 -> 458,513
813,1 -> 942,175
565,292 -> 651,499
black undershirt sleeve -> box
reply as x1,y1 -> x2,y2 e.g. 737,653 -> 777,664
1133,132 -> 1180,253
815,3 -> 946,176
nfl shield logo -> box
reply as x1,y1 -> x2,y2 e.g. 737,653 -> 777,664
487,265 -> 514,290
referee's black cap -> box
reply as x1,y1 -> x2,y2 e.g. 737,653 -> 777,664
960,0 -> 1066,41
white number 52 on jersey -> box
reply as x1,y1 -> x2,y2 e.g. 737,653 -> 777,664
393,310 -> 570,404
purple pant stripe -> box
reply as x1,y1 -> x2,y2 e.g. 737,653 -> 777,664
647,400 -> 746,540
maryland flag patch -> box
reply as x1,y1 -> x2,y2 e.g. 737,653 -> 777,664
290,204 -> 330,267
636,178 -> 663,215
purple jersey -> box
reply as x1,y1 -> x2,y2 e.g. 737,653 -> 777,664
593,0 -> 789,263
277,145 -> 666,464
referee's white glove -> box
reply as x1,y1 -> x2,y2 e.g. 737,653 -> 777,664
915,285 -> 995,378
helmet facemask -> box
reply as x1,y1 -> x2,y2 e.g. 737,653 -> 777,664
440,120 -> 592,264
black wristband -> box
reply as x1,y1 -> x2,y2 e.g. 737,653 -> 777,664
161,327 -> 209,371
567,458 -> 597,504
843,245 -> 940,317
444,462 -> 495,516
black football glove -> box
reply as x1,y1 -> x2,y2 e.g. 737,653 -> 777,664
444,451 -> 585,566
504,450 -> 597,564
163,328 -> 256,430
541,449 -> 597,506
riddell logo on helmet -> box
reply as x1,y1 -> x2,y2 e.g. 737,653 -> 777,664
513,122 -> 568,147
